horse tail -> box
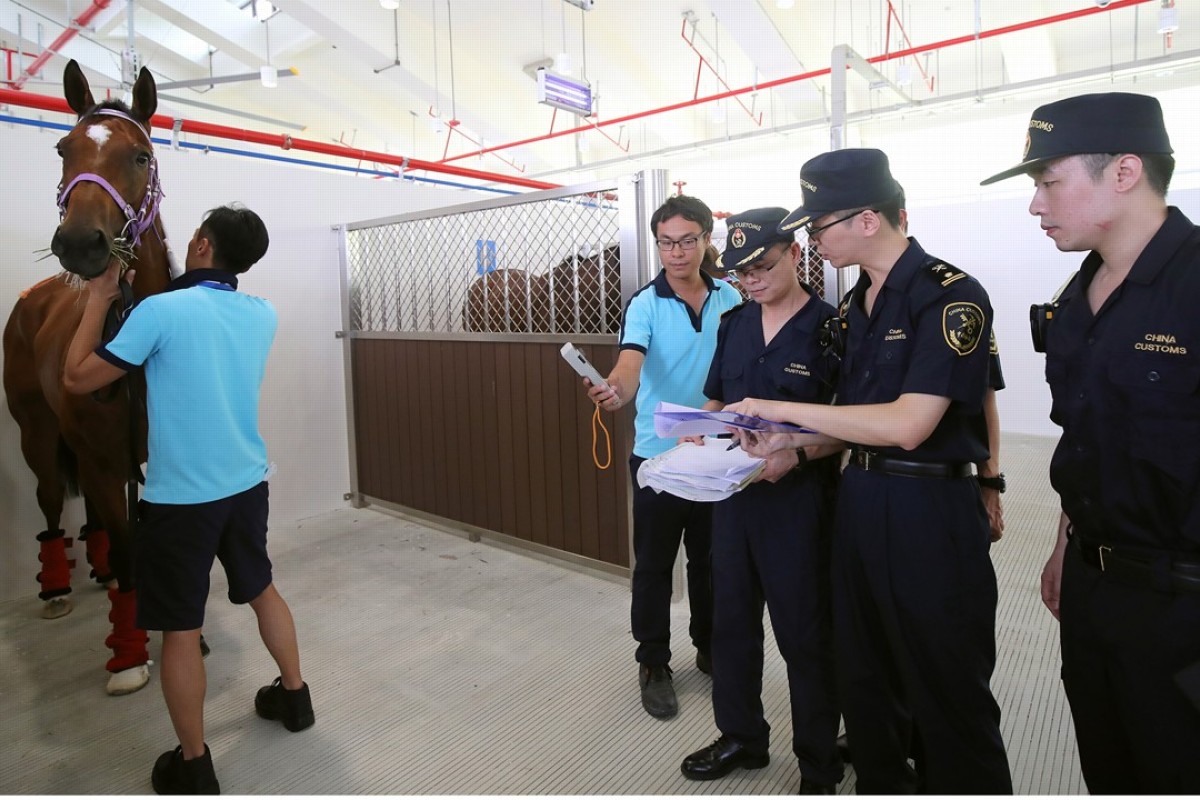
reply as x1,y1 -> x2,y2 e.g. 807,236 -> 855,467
57,437 -> 81,498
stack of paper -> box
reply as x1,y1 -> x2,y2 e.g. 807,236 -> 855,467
637,439 -> 766,502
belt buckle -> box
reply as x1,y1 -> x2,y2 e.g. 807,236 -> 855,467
858,450 -> 874,470
1099,545 -> 1111,572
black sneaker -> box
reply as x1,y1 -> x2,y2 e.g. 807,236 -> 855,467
151,744 -> 220,795
255,677 -> 314,732
695,648 -> 712,675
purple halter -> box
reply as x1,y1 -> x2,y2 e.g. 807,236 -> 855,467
56,108 -> 163,249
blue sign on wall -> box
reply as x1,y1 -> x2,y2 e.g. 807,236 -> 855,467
475,239 -> 497,275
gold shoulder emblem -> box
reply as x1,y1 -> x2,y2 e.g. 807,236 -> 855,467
942,302 -> 985,356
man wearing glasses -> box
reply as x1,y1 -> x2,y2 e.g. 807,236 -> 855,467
676,208 -> 843,793
584,196 -> 741,719
724,149 -> 1012,793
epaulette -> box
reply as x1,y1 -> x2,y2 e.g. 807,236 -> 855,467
721,300 -> 750,320
923,261 -> 970,288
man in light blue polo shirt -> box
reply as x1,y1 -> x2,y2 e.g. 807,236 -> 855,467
586,195 -> 741,718
64,204 -> 312,794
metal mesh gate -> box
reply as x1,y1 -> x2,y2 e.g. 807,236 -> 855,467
345,184 -> 622,336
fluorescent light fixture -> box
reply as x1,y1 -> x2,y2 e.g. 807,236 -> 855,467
1159,6 -> 1180,34
380,0 -> 400,8
776,0 -> 796,8
260,65 -> 278,88
537,67 -> 593,116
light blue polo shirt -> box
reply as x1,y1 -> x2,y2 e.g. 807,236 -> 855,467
98,270 -> 277,504
620,270 -> 742,458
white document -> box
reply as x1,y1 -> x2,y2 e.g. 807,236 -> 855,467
636,439 -> 766,502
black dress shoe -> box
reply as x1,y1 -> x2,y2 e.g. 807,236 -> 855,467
695,648 -> 712,675
836,732 -> 852,765
799,777 -> 836,794
681,735 -> 769,780
639,664 -> 677,719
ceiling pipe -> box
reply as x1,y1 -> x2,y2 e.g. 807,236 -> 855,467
0,85 -> 560,191
10,0 -> 113,91
437,0 -> 1154,166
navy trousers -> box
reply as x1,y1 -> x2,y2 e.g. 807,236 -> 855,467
1060,541 -> 1200,793
710,472 -> 842,786
832,467 -> 1012,794
629,454 -> 713,666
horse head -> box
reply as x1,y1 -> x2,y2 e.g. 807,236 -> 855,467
50,60 -> 160,283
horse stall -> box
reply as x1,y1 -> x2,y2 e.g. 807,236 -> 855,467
338,173 -> 666,576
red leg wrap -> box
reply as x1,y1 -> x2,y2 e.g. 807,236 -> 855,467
81,527 -> 113,584
36,530 -> 75,600
105,588 -> 149,672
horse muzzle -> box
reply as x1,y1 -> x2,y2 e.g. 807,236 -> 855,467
51,224 -> 113,279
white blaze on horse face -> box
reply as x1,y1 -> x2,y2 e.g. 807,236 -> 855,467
86,123 -> 112,149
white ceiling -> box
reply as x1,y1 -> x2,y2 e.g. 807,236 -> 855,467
2,0 -> 1199,191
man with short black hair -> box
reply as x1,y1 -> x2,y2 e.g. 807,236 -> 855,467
727,149 -> 1012,793
983,92 -> 1200,793
583,195 -> 741,719
64,204 -> 311,794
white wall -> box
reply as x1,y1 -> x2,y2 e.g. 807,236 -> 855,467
0,118 -> 477,605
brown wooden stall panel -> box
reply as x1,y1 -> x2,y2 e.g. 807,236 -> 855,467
351,338 -> 631,569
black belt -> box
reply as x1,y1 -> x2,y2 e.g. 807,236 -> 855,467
1072,531 -> 1200,595
849,449 -> 973,479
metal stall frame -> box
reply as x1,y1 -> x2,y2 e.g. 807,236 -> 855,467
336,171 -> 667,581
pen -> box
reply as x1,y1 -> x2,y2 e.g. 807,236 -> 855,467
726,439 -> 740,452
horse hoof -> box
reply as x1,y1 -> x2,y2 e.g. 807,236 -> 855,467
41,596 -> 73,619
106,664 -> 150,696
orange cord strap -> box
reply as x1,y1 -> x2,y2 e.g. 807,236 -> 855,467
591,402 -> 612,470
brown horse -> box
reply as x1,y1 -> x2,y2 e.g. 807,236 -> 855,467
463,267 -> 549,333
545,244 -> 621,335
3,60 -> 170,695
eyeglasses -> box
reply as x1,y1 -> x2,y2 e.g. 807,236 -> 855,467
804,208 -> 874,239
733,245 -> 792,281
656,235 -> 702,252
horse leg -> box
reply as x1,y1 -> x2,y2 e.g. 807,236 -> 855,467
78,466 -> 150,696
16,402 -> 76,619
79,494 -> 115,586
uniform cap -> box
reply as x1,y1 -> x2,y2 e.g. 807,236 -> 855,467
780,148 -> 903,233
717,207 -> 794,270
980,92 -> 1173,185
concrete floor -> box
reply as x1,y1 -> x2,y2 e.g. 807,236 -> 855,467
0,432 -> 1083,794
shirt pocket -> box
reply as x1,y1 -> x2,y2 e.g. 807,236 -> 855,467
1109,356 -> 1200,485
720,360 -> 748,402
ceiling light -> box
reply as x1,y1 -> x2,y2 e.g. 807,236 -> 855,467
380,0 -> 400,8
260,65 -> 278,88
1158,4 -> 1179,34
776,0 -> 796,8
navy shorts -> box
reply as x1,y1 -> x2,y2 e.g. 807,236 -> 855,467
136,481 -> 273,632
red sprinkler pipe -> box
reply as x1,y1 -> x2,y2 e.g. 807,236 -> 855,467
0,86 -> 560,191
11,0 -> 113,90
437,0 -> 1154,166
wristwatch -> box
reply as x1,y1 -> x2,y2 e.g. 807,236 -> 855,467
977,472 -> 1006,493
791,447 -> 809,472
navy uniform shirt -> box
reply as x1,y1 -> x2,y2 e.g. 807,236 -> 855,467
839,238 -> 994,464
1045,207 -> 1200,552
703,288 -> 839,408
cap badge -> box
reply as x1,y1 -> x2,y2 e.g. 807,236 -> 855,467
730,228 -> 746,249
